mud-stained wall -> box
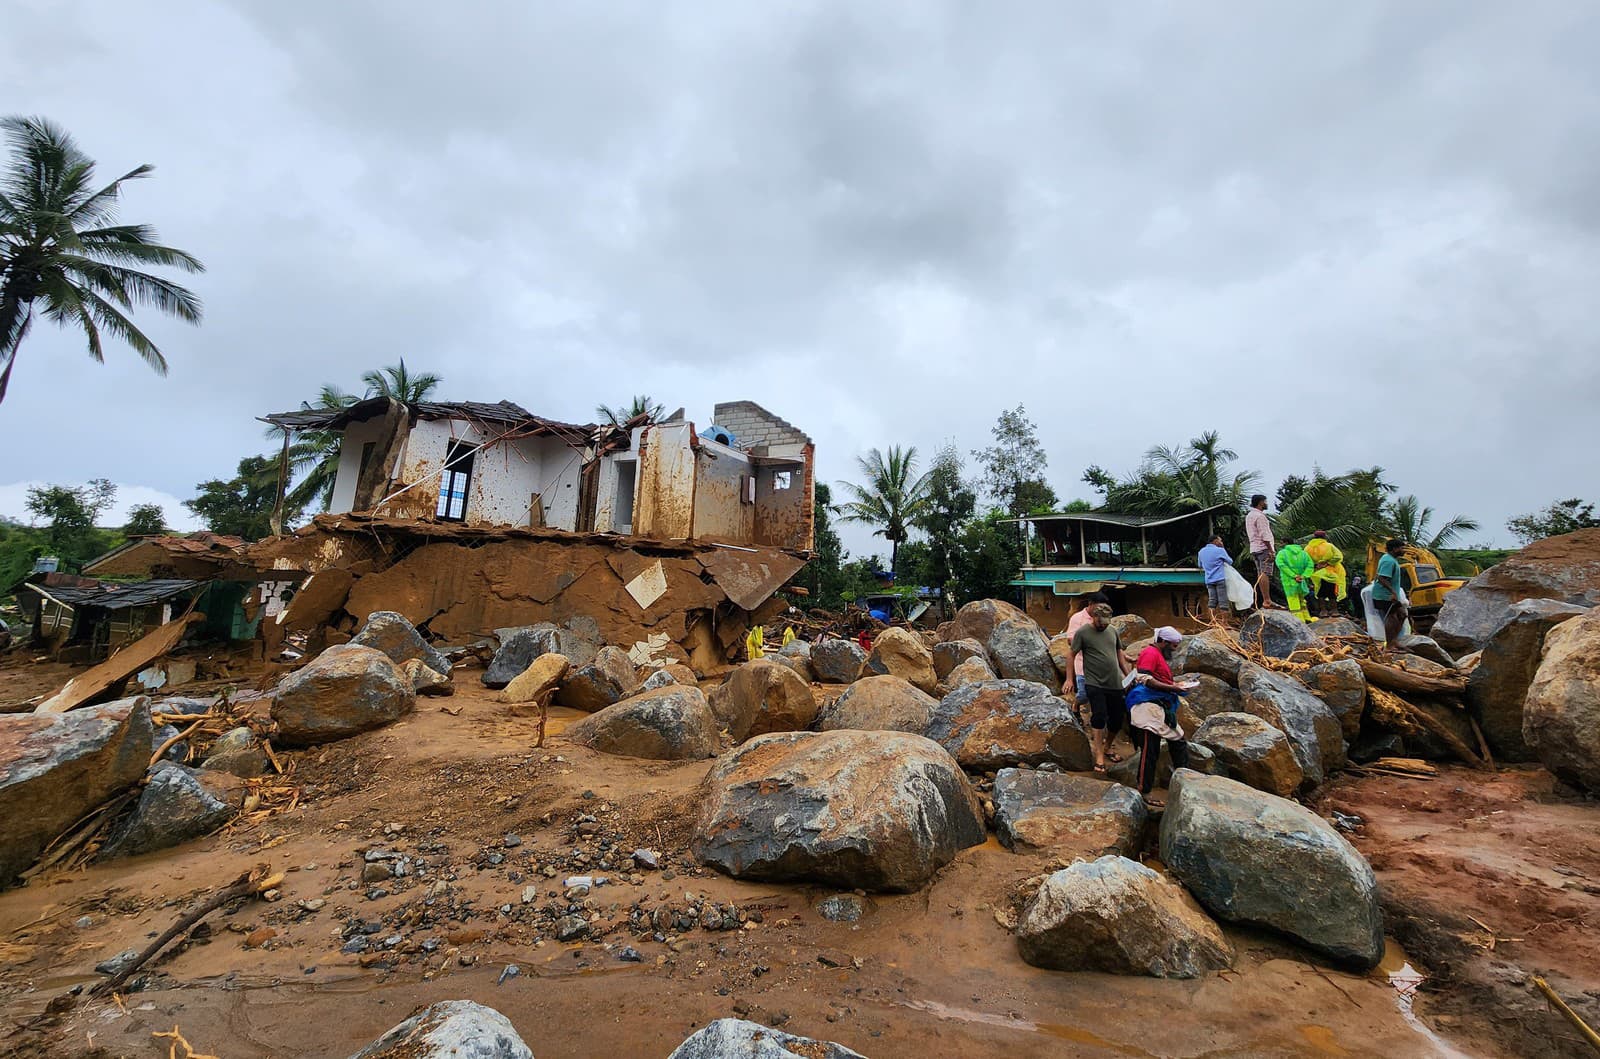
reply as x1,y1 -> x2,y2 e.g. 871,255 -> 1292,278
634,423 -> 696,540
691,439 -> 754,544
753,462 -> 809,550
330,416 -> 401,513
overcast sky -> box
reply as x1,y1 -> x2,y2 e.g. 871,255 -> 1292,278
3,1 -> 1596,555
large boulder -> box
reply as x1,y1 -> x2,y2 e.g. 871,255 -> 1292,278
554,615 -> 603,668
1016,856 -> 1233,978
811,639 -> 868,684
101,763 -> 243,859
566,685 -> 718,761
1107,614 -> 1152,647
500,653 -> 571,705
667,1019 -> 865,1059
349,1000 -> 533,1059
988,618 -> 1060,691
1523,608 -> 1600,791
1467,600 -> 1589,762
1170,630 -> 1243,684
1107,741 -> 1221,790
774,640 -> 816,682
944,598 -> 1029,646
925,680 -> 1092,771
1176,674 -> 1241,735
202,726 -> 268,779
399,658 -> 452,697
1395,634 -> 1456,668
1159,770 -> 1384,968
554,646 -> 637,712
1310,617 -> 1364,640
933,638 -> 987,680
1238,611 -> 1316,659
482,624 -> 562,688
1192,713 -> 1303,798
943,655 -> 997,691
993,770 -> 1147,856
1300,660 -> 1367,740
271,645 -> 416,747
0,699 -> 153,889
815,676 -> 937,734
349,611 -> 451,677
709,659 -> 819,741
1432,528 -> 1600,654
857,627 -> 938,693
1237,663 -> 1345,788
691,730 -> 984,892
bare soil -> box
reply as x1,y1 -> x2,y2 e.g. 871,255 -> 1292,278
0,668 -> 1593,1058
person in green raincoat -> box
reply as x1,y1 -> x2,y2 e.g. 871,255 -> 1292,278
1275,543 -> 1316,623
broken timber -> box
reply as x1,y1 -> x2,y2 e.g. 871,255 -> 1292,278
36,611 -> 203,714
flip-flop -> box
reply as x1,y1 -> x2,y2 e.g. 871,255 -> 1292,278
1105,751 -> 1124,764
1145,797 -> 1165,809
1093,763 -> 1108,774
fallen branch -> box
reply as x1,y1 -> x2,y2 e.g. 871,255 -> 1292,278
1357,658 -> 1467,697
1534,976 -> 1600,1055
1468,715 -> 1497,771
149,717 -> 209,768
152,1024 -> 220,1059
89,866 -> 279,996
1368,687 -> 1488,770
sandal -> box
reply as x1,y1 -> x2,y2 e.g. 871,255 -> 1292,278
1145,797 -> 1165,809
1093,762 -> 1108,774
1105,750 -> 1124,764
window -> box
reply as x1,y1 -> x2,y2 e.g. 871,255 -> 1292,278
773,471 -> 792,490
435,441 -> 475,522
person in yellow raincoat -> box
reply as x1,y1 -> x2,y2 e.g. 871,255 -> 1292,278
1275,543 -> 1316,623
1304,530 -> 1347,617
745,626 -> 765,660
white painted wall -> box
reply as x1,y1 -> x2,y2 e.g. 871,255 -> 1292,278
329,415 -> 403,513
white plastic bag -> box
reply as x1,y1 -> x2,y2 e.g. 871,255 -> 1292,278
1361,582 -> 1413,639
1223,566 -> 1256,611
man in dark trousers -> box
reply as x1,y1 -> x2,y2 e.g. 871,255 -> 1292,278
1066,602 -> 1133,773
1372,538 -> 1410,646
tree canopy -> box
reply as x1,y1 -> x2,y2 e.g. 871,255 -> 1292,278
1507,498 -> 1599,545
837,446 -> 931,573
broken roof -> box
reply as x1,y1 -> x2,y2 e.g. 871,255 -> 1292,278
18,578 -> 201,610
1010,505 -> 1230,530
82,532 -> 246,577
260,397 -> 595,437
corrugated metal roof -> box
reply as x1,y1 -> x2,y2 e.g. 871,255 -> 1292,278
19,578 -> 201,609
260,397 -> 594,436
1008,504 -> 1230,530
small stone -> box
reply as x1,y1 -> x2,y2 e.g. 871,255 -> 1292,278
94,949 -> 140,977
497,964 -> 520,985
633,849 -> 661,870
503,834 -> 522,848
556,915 -> 588,941
617,946 -> 643,962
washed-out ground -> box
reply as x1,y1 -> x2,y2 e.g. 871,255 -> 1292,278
0,669 -> 1594,1059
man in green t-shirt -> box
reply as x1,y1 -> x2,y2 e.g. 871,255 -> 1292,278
1371,538 -> 1409,645
1067,603 -> 1134,773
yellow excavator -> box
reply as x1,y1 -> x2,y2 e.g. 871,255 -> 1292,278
1363,541 -> 1473,633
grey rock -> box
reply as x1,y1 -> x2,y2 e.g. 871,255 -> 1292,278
1016,856 -> 1233,978
1159,770 -> 1384,968
708,659 -> 819,741
556,616 -> 603,669
1395,634 -> 1456,668
1175,674 -> 1241,735
350,610 -> 452,677
987,618 -> 1060,691
1431,529 -> 1600,654
555,915 -> 587,941
814,893 -> 874,923
1523,608 -> 1600,790
271,644 -> 416,747
1238,611 -> 1316,659
1310,617 -> 1364,640
150,723 -> 187,763
1237,663 -> 1345,789
0,698 -> 153,889
566,685 -> 718,760
1349,732 -> 1406,764
667,1019 -> 867,1059
943,655 -> 997,691
993,769 -> 1147,856
482,624 -> 562,688
1170,631 -> 1243,684
811,639 -> 868,684
554,646 -> 637,712
348,1000 -> 533,1059
201,726 -> 268,779
1468,599 -> 1589,762
692,730 -> 984,892
925,680 -> 1091,771
775,639 -> 816,682
932,638 -> 987,680
1192,713 -> 1303,797
101,763 -> 243,858
1107,741 -> 1221,790
640,668 -> 680,692
815,676 -> 938,735
1300,659 -> 1367,740
95,949 -> 141,977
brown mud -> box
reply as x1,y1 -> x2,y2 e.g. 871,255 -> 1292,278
0,671 -> 1592,1058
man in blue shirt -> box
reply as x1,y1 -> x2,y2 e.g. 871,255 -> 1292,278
1372,538 -> 1410,645
1198,533 -> 1234,623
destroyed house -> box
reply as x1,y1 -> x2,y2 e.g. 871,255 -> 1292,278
1009,506 -> 1228,634
260,398 -> 814,551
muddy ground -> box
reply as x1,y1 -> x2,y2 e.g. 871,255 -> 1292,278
0,667 -> 1595,1059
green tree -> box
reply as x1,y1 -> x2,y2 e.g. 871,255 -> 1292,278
949,509 -> 1026,604
22,479 -> 117,567
804,482 -> 849,608
974,405 -> 1056,517
909,444 -> 976,596
1276,474 -> 1309,511
596,395 -> 664,427
361,357 -> 441,403
0,116 -> 203,404
1507,498 -> 1599,545
185,456 -> 288,541
837,446 -> 931,574
122,503 -> 166,536
1273,467 -> 1393,549
1384,494 -> 1480,551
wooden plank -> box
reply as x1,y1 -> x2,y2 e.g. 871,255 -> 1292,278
35,612 -> 203,714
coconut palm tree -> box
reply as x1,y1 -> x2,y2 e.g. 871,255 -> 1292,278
0,116 -> 203,404
837,446 -> 932,574
596,395 -> 663,426
362,357 -> 440,404
281,385 -> 357,512
1273,468 -> 1395,550
1384,494 -> 1480,551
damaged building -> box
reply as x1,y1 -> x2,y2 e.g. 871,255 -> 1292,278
253,398 -> 816,671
